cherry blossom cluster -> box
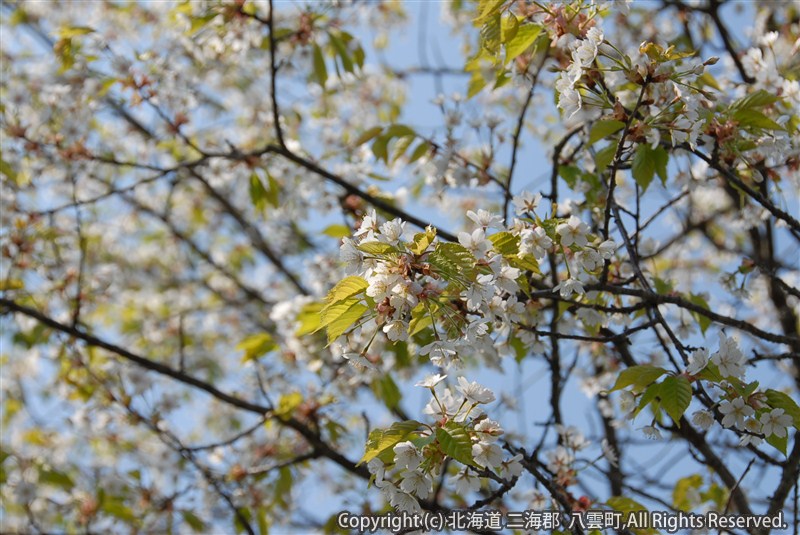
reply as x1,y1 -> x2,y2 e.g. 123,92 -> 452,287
367,374 -> 524,512
338,203 -> 615,368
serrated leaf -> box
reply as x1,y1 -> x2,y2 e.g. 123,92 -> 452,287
436,422 -> 476,467
504,23 -> 541,64
427,242 -> 477,280
765,389 -> 800,428
634,382 -> 663,417
324,276 -> 368,305
319,299 -> 368,342
589,120 -> 625,145
733,109 -> 783,131
734,89 -> 781,110
488,231 -> 519,256
659,375 -> 692,426
359,420 -> 421,465
357,241 -> 396,255
610,365 -> 668,392
409,227 -> 437,255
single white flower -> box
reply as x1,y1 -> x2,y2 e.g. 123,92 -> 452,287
686,348 -> 709,375
691,410 -> 715,431
759,408 -> 792,438
556,216 -> 590,247
399,470 -> 433,499
513,191 -> 542,215
382,320 -> 408,342
466,209 -> 503,229
554,277 -> 585,299
474,419 -> 504,442
458,228 -> 491,257
498,454 -> 524,480
618,390 -> 635,414
597,239 -> 617,259
380,218 -> 406,242
415,373 -> 447,389
472,441 -> 504,468
457,376 -> 496,404
739,418 -> 763,447
711,332 -> 746,379
393,441 -> 422,471
719,398 -> 754,430
451,468 -> 480,494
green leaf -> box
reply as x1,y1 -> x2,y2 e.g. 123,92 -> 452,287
488,231 -> 519,256
38,467 -> 74,489
357,241 -> 397,255
409,227 -> 437,255
295,302 -> 323,336
249,173 -> 269,213
374,374 -> 402,410
631,144 -> 656,192
427,242 -> 477,280
652,145 -> 668,186
634,382 -> 663,417
265,172 -> 280,207
236,333 -> 278,363
734,89 -> 781,110
594,144 -> 617,174
733,109 -> 783,131
182,511 -> 207,533
408,141 -> 431,163
766,432 -> 788,455
435,422 -> 476,467
504,23 -> 541,64
102,498 -> 136,522
359,420 -> 421,465
609,365 -> 668,392
687,293 -> 711,334
500,13 -> 519,43
659,375 -> 692,426
354,126 -> 383,146
589,120 -> 625,145
322,224 -> 352,239
319,299 -> 369,342
467,71 -> 489,99
328,31 -> 353,73
765,389 -> 800,428
311,43 -> 327,87
324,276 -> 369,306
474,0 -> 506,24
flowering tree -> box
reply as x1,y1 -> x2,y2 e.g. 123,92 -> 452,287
1,0 -> 799,533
